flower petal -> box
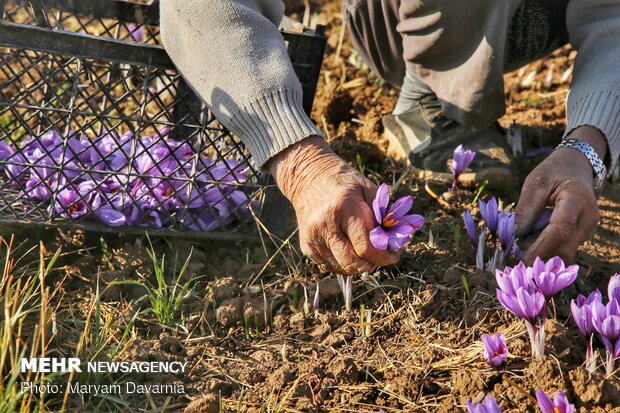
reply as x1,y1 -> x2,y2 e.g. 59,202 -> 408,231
387,234 -> 411,251
386,195 -> 413,220
372,183 -> 390,224
535,389 -> 556,413
370,226 -> 389,251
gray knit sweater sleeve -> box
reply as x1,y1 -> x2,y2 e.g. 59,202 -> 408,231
565,1 -> 620,171
159,0 -> 323,169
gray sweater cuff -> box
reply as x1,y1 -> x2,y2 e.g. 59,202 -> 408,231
565,89 -> 620,171
226,86 -> 323,169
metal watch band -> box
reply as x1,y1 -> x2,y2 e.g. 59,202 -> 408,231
556,139 -> 607,189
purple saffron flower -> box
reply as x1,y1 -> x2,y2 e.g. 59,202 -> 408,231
497,287 -> 545,325
571,289 -> 602,372
591,298 -> 620,375
466,394 -> 502,413
530,256 -> 579,300
571,289 -> 602,338
609,273 -> 620,302
0,140 -> 15,162
95,205 -> 126,227
127,23 -> 145,43
497,211 -> 515,259
479,197 -> 499,235
55,188 -> 90,219
369,183 -> 425,251
495,263 -> 531,297
535,390 -> 575,413
482,333 -> 508,367
5,152 -> 28,186
496,262 -> 547,358
463,210 -> 477,247
451,144 -> 476,190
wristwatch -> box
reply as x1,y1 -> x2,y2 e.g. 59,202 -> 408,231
556,139 -> 607,190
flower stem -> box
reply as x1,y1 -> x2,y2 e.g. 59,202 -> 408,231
525,320 -> 545,359
605,352 -> 616,376
586,338 -> 597,374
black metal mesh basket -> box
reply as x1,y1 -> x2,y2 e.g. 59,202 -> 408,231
0,0 -> 326,239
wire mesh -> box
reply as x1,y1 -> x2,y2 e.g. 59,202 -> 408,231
0,0 -> 325,238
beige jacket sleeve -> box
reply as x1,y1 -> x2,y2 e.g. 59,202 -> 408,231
565,0 -> 620,171
159,0 -> 322,169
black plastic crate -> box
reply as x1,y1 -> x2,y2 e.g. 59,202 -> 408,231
0,0 -> 326,239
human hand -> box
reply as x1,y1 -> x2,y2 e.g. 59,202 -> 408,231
514,126 -> 606,264
267,136 -> 400,274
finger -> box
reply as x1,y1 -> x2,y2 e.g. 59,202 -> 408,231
523,192 -> 583,263
514,174 -> 550,237
305,236 -> 342,273
342,204 -> 400,266
300,231 -> 331,266
326,231 -> 374,275
517,232 -> 541,252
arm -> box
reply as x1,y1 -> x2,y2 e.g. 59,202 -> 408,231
160,0 -> 320,168
160,0 -> 398,273
515,0 -> 620,263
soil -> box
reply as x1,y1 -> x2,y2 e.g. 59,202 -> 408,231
3,1 -> 620,413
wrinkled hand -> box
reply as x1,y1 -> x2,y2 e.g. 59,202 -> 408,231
515,126 -> 606,264
267,136 -> 400,274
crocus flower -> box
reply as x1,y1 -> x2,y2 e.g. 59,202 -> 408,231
497,211 -> 515,261
571,290 -> 601,338
479,197 -> 498,236
451,144 -> 476,191
497,286 -> 545,325
55,188 -> 90,219
535,390 -> 575,413
0,140 -> 15,162
530,256 -> 579,300
482,333 -> 508,367
463,210 -> 477,247
496,262 -> 546,358
369,184 -> 425,251
466,394 -> 502,413
127,23 -> 145,43
571,289 -> 602,372
591,298 -> 620,375
95,205 -> 126,227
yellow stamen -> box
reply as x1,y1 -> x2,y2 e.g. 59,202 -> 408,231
382,211 -> 400,228
554,408 -> 561,413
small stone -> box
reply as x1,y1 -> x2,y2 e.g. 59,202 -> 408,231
212,277 -> 240,303
159,335 -> 184,355
183,394 -> 219,413
318,277 -> 342,301
289,312 -> 306,332
273,314 -> 288,332
215,297 -> 244,326
442,266 -> 463,284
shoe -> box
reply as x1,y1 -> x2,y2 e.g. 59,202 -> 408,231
382,94 -> 515,190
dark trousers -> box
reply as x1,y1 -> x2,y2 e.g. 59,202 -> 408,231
342,0 -> 570,125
